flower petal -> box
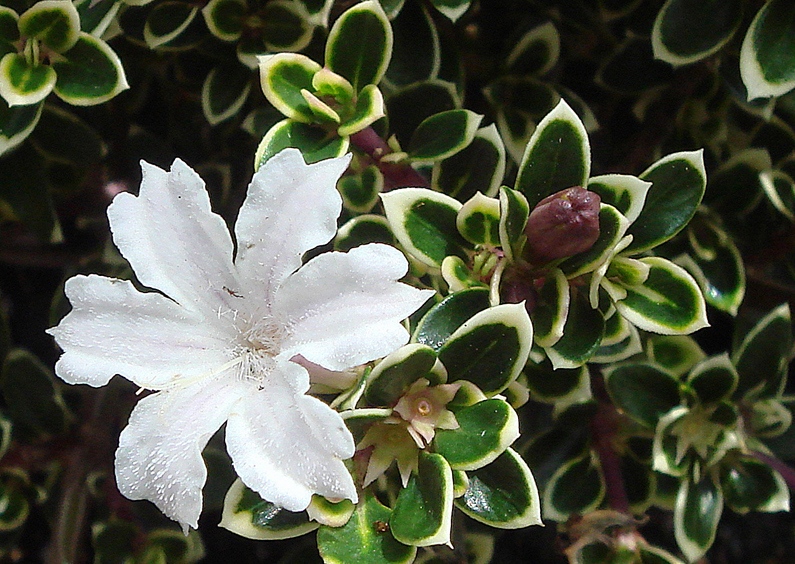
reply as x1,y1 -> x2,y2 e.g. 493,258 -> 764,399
226,360 -> 356,511
107,159 -> 241,316
275,244 -> 434,371
234,149 -> 351,302
47,274 -> 233,389
115,375 -> 245,530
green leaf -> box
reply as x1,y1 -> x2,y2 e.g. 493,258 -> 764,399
603,363 -> 682,428
653,407 -> 698,477
18,0 -> 80,53
434,399 -> 519,471
429,0 -> 470,22
412,288 -> 490,350
317,494 -> 416,564
326,0 -> 392,92
646,335 -> 706,377
258,53 -> 322,123
740,0 -> 795,100
335,214 -> 394,252
456,192 -> 500,246
307,496 -> 354,528
386,80 -> 458,148
651,0 -> 743,66
201,0 -> 246,42
0,53 -> 56,108
337,165 -> 382,213
51,33 -> 129,106
408,109 -> 482,163
677,220 -> 745,316
532,268 -> 569,348
686,354 -> 738,405
524,358 -> 590,404
381,187 -> 471,268
29,104 -> 106,165
0,8 -> 19,54
545,288 -> 605,369
337,84 -> 385,136
201,63 -> 252,126
515,98 -> 590,209
732,303 -> 792,398
720,455 -> 790,514
456,448 -> 542,528
219,479 -> 318,540
613,257 -> 709,336
627,150 -> 706,253
760,169 -> 795,220
0,470 -> 31,531
260,0 -> 314,52
1,348 -> 71,440
341,408 -> 392,444
390,452 -> 453,547
497,186 -> 530,263
587,174 -> 651,225
433,124 -> 506,201
365,344 -> 443,406
255,119 -> 348,168
674,471 -> 723,562
597,36 -> 675,95
75,0 -> 122,37
438,303 -> 533,396
505,21 -> 560,76
383,0 -> 439,89
143,1 -> 198,49
560,204 -> 630,279
543,453 -> 605,521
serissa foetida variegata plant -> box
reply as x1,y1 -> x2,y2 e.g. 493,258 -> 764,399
383,98 -> 709,371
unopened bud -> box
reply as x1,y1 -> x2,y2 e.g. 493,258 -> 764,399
524,187 -> 600,263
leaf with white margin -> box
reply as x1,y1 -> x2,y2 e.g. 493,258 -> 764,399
720,455 -> 790,514
651,0 -> 743,67
201,63 -> 251,126
532,267 -> 569,348
740,0 -> 795,100
674,469 -> 723,563
456,192 -> 500,246
545,288 -> 604,369
543,452 -> 605,522
429,0 -> 470,23
515,98 -> 590,209
434,398 -> 519,471
317,494 -> 417,564
18,0 -> 80,53
408,109 -> 482,163
732,302 -> 792,398
325,0 -> 392,93
652,406 -> 691,477
455,448 -> 542,529
254,119 -> 349,168
505,21 -> 560,76
143,1 -> 199,49
587,174 -> 651,225
382,187 -> 471,268
337,84 -> 385,136
614,257 -> 709,335
220,478 -> 317,540
52,33 -> 129,106
0,54 -> 55,106
438,303 -> 533,396
258,53 -> 321,123
498,186 -> 529,262
390,452 -> 453,547
434,124 -> 506,201
202,0 -> 245,42
627,150 -> 706,253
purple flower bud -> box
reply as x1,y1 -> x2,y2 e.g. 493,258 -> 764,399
524,187 -> 601,263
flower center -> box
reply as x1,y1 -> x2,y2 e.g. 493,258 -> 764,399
415,398 -> 433,417
234,315 -> 289,387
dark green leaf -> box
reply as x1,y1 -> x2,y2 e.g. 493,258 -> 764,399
52,33 -> 129,106
674,472 -> 722,562
412,288 -> 490,350
604,363 -> 681,428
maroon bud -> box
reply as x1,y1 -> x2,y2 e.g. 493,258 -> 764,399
524,186 -> 601,263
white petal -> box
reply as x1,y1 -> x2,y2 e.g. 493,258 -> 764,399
275,244 -> 434,371
47,275 -> 233,389
226,360 -> 356,511
234,149 -> 351,303
107,159 -> 241,316
115,375 -> 245,530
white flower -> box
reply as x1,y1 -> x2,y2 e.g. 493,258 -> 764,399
47,149 -> 433,531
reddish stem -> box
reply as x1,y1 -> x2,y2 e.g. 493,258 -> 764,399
349,127 -> 430,190
590,374 -> 631,514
